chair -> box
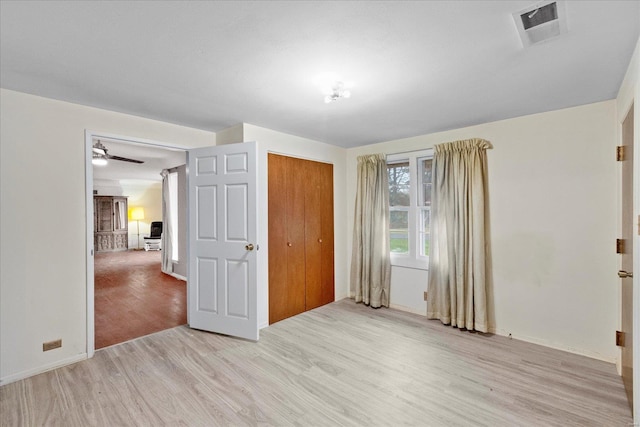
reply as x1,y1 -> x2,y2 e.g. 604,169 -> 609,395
144,221 -> 163,251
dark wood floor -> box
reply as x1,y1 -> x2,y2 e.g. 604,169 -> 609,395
94,250 -> 187,349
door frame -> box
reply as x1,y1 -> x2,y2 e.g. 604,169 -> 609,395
84,130 -> 187,358
617,95 -> 640,420
618,103 -> 636,414
631,99 -> 640,420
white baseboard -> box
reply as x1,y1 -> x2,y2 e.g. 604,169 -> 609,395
387,302 -> 615,364
389,303 -> 426,316
168,272 -> 186,281
0,353 -> 88,386
487,326 -> 616,364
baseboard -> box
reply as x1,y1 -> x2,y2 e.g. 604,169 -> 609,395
487,326 -> 616,364
0,353 -> 88,386
169,272 -> 186,281
389,303 -> 426,316
386,303 -> 615,364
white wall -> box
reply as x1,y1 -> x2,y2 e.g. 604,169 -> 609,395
121,181 -> 162,249
0,89 -> 215,384
93,179 -> 124,196
347,100 -> 619,362
241,124 -> 348,329
92,179 -> 162,249
215,123 -> 244,145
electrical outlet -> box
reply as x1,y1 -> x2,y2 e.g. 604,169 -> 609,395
43,339 -> 62,352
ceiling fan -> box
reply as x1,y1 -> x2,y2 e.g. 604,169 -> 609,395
92,141 -> 144,165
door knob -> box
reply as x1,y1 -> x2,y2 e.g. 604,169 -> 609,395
245,243 -> 254,251
618,270 -> 633,278
287,242 -> 292,247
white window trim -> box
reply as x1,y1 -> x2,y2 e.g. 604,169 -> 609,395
168,171 -> 179,262
387,149 -> 433,270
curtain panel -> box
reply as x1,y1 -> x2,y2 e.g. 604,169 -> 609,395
350,154 -> 391,308
427,138 -> 492,332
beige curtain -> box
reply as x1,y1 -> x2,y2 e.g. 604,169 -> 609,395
350,154 -> 391,308
427,138 -> 492,332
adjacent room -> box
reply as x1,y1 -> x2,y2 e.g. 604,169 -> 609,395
1,1 -> 639,425
91,139 -> 188,349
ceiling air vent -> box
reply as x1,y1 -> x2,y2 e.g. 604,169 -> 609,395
512,1 -> 568,47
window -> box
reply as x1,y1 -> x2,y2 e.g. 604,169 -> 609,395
168,171 -> 179,262
387,149 -> 433,269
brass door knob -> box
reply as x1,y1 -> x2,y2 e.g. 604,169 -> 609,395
245,243 -> 254,251
618,270 -> 633,278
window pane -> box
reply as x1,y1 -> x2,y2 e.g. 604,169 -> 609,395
169,172 -> 179,261
390,210 -> 409,254
420,208 -> 430,256
418,157 -> 433,206
388,161 -> 410,206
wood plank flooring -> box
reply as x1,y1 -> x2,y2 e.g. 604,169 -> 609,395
95,250 -> 186,349
1,299 -> 632,426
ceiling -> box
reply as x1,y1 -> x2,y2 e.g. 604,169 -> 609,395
92,138 -> 185,182
1,1 -> 638,148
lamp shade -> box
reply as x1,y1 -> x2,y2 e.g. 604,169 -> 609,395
130,207 -> 145,221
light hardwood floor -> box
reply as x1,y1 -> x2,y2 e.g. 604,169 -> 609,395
1,299 -> 632,426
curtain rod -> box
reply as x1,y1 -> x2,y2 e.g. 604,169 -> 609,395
385,138 -> 492,157
385,147 -> 434,156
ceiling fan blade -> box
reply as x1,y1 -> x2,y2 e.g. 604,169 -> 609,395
106,155 -> 144,164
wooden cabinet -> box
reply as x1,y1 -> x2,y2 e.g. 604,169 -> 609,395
94,196 -> 128,252
268,154 -> 334,324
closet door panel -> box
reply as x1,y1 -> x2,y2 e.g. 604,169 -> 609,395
320,162 -> 335,305
268,154 -> 335,324
268,154 -> 290,324
304,160 -> 323,310
285,156 -> 307,318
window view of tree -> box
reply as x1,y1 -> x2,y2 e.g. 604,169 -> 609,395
419,158 -> 432,206
418,157 -> 432,256
388,161 -> 410,207
388,161 -> 410,253
386,150 -> 433,268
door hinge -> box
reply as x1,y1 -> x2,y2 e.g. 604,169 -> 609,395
616,239 -> 625,254
423,291 -> 428,301
616,330 -> 625,347
616,145 -> 625,161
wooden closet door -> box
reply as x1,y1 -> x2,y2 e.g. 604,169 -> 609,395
268,154 -> 290,324
304,159 -> 323,310
268,154 -> 306,324
286,156 -> 307,317
269,154 -> 334,323
319,162 -> 335,305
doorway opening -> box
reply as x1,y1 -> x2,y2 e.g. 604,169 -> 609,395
85,131 -> 188,354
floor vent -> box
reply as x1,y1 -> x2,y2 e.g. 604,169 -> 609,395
512,1 -> 568,48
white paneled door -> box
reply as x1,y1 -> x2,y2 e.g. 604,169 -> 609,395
188,141 -> 258,341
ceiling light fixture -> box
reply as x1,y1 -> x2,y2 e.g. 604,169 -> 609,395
92,152 -> 108,166
324,81 -> 351,104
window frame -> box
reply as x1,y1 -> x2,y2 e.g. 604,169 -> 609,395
387,149 -> 433,270
168,170 -> 179,262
